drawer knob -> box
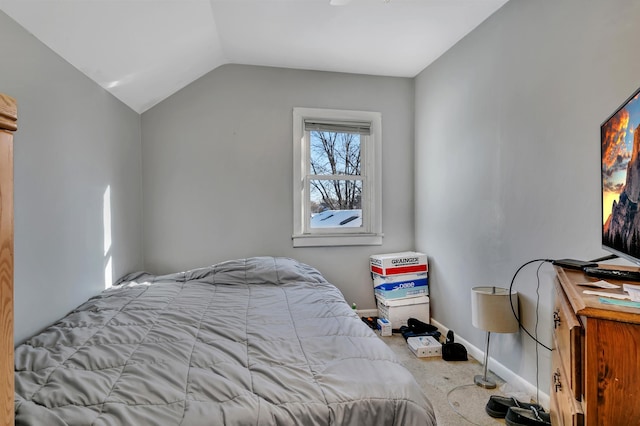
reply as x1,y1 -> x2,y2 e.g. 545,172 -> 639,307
553,311 -> 561,329
553,369 -> 562,392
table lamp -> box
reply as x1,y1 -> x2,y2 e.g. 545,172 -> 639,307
471,286 -> 519,389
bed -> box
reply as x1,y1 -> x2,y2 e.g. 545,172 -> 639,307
14,257 -> 436,425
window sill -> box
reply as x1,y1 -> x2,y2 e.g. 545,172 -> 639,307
292,233 -> 383,247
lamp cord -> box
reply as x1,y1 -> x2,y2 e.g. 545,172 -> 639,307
534,260 -> 544,404
445,383 -> 491,426
508,258 -> 554,352
507,258 -> 553,406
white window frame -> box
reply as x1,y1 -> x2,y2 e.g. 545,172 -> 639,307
293,107 -> 382,247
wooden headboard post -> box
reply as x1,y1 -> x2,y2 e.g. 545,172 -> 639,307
0,94 -> 17,426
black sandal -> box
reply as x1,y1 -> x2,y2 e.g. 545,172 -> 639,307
485,395 -> 544,418
505,406 -> 551,426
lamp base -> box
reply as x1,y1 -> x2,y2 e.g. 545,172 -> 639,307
474,374 -> 497,389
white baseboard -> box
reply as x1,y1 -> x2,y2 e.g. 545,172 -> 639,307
431,319 -> 550,409
355,308 -> 378,317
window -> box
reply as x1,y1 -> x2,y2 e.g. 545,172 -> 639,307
293,108 -> 382,247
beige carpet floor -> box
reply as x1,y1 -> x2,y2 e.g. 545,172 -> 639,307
382,334 -> 508,426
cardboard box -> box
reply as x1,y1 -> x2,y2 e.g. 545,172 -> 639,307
370,252 -> 428,276
373,273 -> 428,299
407,336 -> 442,358
377,318 -> 392,336
376,295 -> 430,329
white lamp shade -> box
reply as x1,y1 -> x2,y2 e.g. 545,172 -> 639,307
471,286 -> 519,333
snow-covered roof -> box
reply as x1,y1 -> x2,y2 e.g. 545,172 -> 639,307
310,210 -> 362,228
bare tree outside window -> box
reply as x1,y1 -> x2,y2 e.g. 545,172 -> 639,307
293,108 -> 381,245
309,131 -> 362,214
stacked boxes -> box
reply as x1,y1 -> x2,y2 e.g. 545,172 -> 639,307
371,251 -> 430,329
370,251 -> 428,300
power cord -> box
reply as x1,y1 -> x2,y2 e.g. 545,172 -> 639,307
533,260 -> 544,404
507,258 -> 555,406
445,384 -> 491,426
507,258 -> 554,352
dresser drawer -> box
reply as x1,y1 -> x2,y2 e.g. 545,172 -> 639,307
551,348 -> 584,426
553,280 -> 582,399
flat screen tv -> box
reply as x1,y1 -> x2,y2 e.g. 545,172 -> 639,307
602,86 -> 640,263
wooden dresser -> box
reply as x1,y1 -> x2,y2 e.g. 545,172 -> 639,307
552,266 -> 640,426
0,94 -> 16,426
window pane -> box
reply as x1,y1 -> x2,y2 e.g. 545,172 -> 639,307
310,131 -> 361,176
309,179 -> 362,229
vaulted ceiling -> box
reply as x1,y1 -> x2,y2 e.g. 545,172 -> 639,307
0,0 -> 509,113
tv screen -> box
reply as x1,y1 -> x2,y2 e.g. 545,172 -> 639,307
602,86 -> 640,263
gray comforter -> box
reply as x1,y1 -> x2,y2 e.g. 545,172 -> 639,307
15,257 -> 436,425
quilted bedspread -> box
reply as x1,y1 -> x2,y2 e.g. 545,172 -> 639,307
15,257 -> 436,425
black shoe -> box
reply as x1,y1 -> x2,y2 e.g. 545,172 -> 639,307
407,317 -> 438,333
485,395 -> 544,419
505,406 -> 551,426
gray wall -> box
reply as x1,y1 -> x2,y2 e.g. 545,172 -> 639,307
0,11 -> 144,343
141,64 -> 415,309
415,0 -> 640,394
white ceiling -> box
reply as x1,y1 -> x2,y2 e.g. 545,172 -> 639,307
0,0 -> 509,113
